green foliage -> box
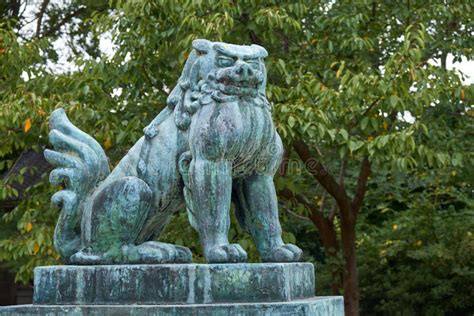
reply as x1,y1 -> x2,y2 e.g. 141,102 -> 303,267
357,167 -> 474,315
0,1 -> 472,313
359,207 -> 473,315
0,177 -> 59,283
160,209 -> 261,263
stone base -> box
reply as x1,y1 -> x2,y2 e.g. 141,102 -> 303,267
0,263 -> 344,315
0,297 -> 344,315
33,263 -> 315,305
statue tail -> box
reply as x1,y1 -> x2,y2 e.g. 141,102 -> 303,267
44,108 -> 110,261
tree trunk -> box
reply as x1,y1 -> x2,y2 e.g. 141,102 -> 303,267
291,140 -> 365,313
340,213 -> 360,316
440,52 -> 447,70
314,218 -> 341,295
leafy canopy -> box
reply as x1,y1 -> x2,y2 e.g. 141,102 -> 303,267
0,3 -> 472,314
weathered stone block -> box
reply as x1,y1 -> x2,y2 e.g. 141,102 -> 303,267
0,296 -> 344,315
33,263 -> 315,305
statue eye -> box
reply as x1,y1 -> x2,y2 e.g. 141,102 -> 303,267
247,60 -> 260,70
217,56 -> 235,67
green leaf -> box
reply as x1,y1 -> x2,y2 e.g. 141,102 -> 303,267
451,153 -> 463,167
389,95 -> 399,107
348,140 -> 364,153
340,129 -> 349,141
361,117 -> 369,131
288,116 -> 296,128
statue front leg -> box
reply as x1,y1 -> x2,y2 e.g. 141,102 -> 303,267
234,174 -> 302,262
189,158 -> 247,263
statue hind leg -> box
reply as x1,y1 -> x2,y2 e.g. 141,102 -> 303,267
69,176 -> 191,264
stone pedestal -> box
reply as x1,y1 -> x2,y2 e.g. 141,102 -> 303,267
0,263 -> 344,315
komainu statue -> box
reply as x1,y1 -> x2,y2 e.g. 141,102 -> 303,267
45,39 -> 303,264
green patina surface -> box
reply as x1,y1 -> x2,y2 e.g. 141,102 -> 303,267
0,262 -> 344,315
0,297 -> 344,316
14,40 -> 349,316
44,39 -> 302,265
33,263 -> 315,305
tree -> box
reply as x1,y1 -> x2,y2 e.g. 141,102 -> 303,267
0,0 -> 112,281
357,167 -> 474,314
271,2 -> 473,314
0,1 -> 472,315
355,78 -> 474,314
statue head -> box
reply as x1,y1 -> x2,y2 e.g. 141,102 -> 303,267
167,39 -> 270,130
192,39 -> 268,98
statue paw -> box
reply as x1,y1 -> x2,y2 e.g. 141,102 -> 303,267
262,244 -> 303,262
69,242 -> 193,264
205,244 -> 248,263
69,249 -> 110,265
170,244 -> 193,263
123,241 -> 192,264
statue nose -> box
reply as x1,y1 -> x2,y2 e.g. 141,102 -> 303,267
234,62 -> 254,79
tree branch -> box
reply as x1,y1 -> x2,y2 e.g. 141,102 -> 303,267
318,192 -> 326,214
39,7 -> 85,39
349,97 -> 382,130
141,64 -> 156,87
279,187 -> 312,208
338,159 -> 347,188
281,204 -> 312,222
35,0 -> 50,38
280,188 -> 329,229
279,187 -> 340,264
325,160 -> 349,223
249,30 -> 262,45
293,140 -> 352,214
351,156 -> 370,214
328,200 -> 337,223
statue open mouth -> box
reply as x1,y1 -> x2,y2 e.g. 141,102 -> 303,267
217,78 -> 259,97
213,56 -> 264,98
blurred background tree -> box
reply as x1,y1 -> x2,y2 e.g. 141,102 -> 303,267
0,1 -> 472,315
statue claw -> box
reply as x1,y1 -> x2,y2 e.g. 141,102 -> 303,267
69,249 -> 107,265
205,244 -> 248,263
262,244 -> 303,263
173,245 -> 193,263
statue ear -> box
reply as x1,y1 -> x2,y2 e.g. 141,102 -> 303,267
251,44 -> 268,58
192,39 -> 211,53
